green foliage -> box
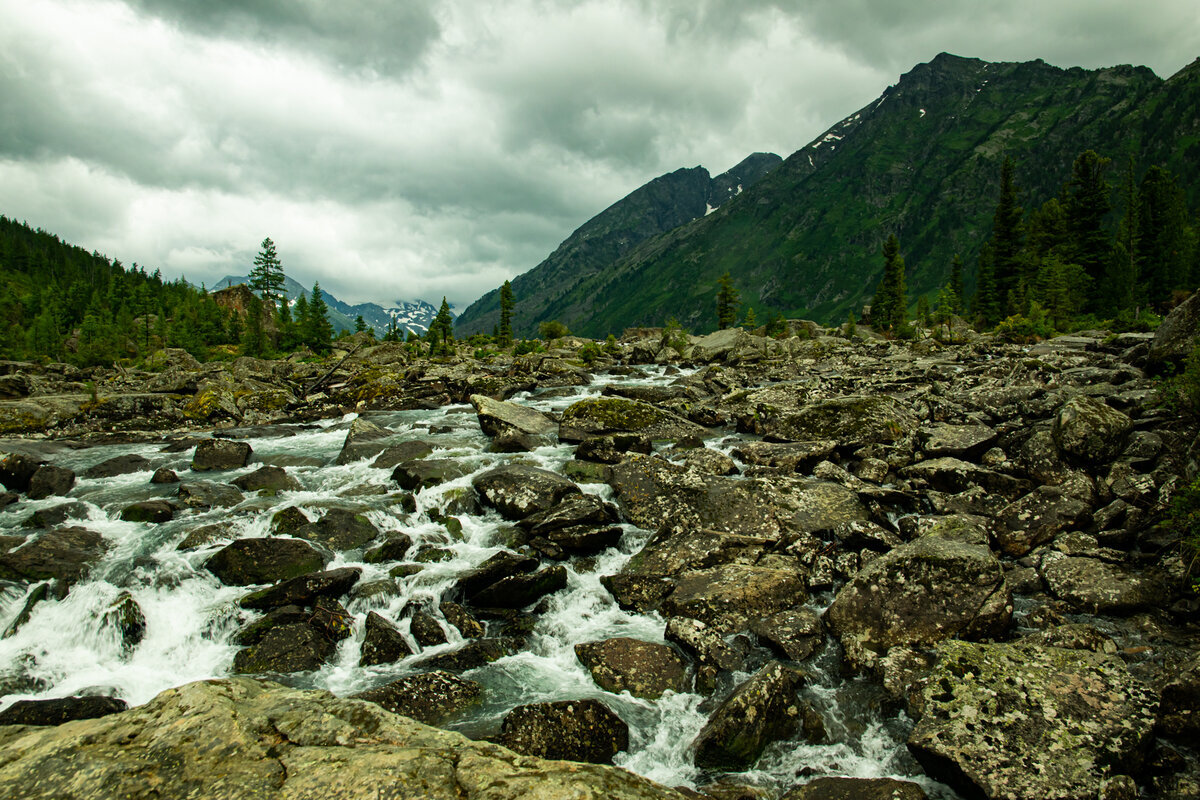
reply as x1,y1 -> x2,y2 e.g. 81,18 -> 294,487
845,311 -> 857,339
716,272 -> 740,329
871,234 -> 907,332
427,297 -> 455,356
1160,342 -> 1200,417
604,334 -> 620,356
578,341 -> 602,364
239,295 -> 269,357
538,319 -> 569,340
764,311 -> 787,338
742,307 -> 757,330
513,339 -> 543,356
303,283 -> 334,353
497,280 -> 515,348
663,317 -> 689,355
916,295 -> 931,328
993,302 -> 1053,343
248,237 -> 286,307
1168,475 -> 1200,591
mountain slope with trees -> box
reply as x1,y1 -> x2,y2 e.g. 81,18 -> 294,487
469,53 -> 1200,337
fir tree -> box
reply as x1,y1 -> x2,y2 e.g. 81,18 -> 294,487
428,297 -> 454,356
973,243 -> 1000,325
498,280 -> 515,347
990,157 -> 1026,315
1106,158 -> 1140,313
916,295 -> 931,328
1063,150 -> 1112,306
355,315 -> 368,333
871,234 -> 906,332
248,237 -> 286,307
743,307 -> 757,330
716,272 -> 740,329
239,295 -> 268,357
1137,166 -> 1190,306
304,282 -> 334,352
950,254 -> 965,314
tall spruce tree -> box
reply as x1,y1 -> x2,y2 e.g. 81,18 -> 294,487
871,234 -> 907,332
498,280 -> 514,347
428,297 -> 454,356
1063,150 -> 1112,307
950,254 -> 965,314
990,157 -> 1026,315
304,282 -> 333,352
1136,166 -> 1190,306
249,237 -> 286,307
716,272 -> 740,329
1107,158 -> 1140,313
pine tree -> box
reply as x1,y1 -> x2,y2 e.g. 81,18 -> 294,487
916,295 -> 931,328
304,282 -> 333,352
990,158 -> 1026,314
743,307 -> 757,330
498,280 -> 515,347
428,297 -> 454,356
1137,166 -> 1190,306
1106,158 -> 1140,313
716,272 -> 740,329
239,295 -> 268,357
973,243 -> 1000,325
1063,150 -> 1112,307
355,315 -> 368,333
248,237 -> 286,307
871,234 -> 906,332
950,254 -> 965,314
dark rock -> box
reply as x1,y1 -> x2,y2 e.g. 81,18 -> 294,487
1147,289 -> 1200,373
0,527 -> 108,583
499,699 -> 629,764
104,591 -> 146,652
204,538 -> 329,586
0,695 -> 127,726
27,465 -> 76,500
669,447 -> 738,476
0,452 -> 43,493
991,481 -> 1094,557
334,417 -> 392,465
82,454 -> 152,479
176,481 -> 244,509
665,617 -> 744,673
269,506 -> 311,535
1053,396 -> 1132,468
351,670 -> 482,724
455,550 -> 539,601
907,640 -> 1157,800
27,501 -> 89,528
232,622 -> 336,673
661,564 -> 807,634
191,439 -> 253,471
751,608 -> 825,662
234,605 -> 309,646
440,602 -> 485,639
692,660 -> 806,770
239,567 -> 361,611
119,500 -> 175,523
149,467 -> 179,484
472,465 -> 581,520
757,395 -> 917,449
371,440 -> 437,470
175,522 -> 235,551
832,519 -> 904,553
900,457 -> 1029,496
574,637 -> 689,698
408,607 -> 448,647
917,423 -> 998,459
363,532 -> 413,564
470,565 -> 568,608
576,434 -> 652,464
308,597 -> 353,642
1158,656 -> 1200,738
1039,556 -> 1157,614
231,466 -> 301,493
359,611 -> 412,666
3,581 -> 50,638
732,440 -> 837,472
520,493 -> 618,534
825,536 -> 1011,673
293,508 -> 380,551
411,637 -> 521,672
0,491 -> 16,507
390,459 -> 470,491
781,777 -> 927,800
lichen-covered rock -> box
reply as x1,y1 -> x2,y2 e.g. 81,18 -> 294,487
359,610 -> 412,666
558,396 -> 705,442
1039,556 -> 1157,614
232,622 -> 337,674
0,527 -> 108,583
781,777 -> 927,800
204,537 -> 329,586
900,457 -> 1028,496
411,637 -> 521,673
692,660 -> 806,770
0,679 -> 689,800
917,423 -> 997,459
1158,656 -> 1200,738
750,608 -> 825,662
732,440 -> 838,473
454,550 -> 539,601
119,499 -> 175,523
334,416 -> 392,465
907,640 -> 1157,800
825,536 -> 1011,672
470,394 -> 556,444
661,564 -> 807,634
390,458 -> 471,491
574,637 -> 689,699
499,699 -> 629,765
1053,396 -> 1132,467
991,484 -> 1093,557
472,464 -> 581,520
293,508 -> 380,551
351,670 -> 481,724
470,565 -> 568,609
1146,289 -> 1200,373
176,480 -> 244,509
191,438 -> 252,471
755,395 -> 917,448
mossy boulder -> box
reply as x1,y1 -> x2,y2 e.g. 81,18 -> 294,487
1053,396 -> 1132,468
499,699 -> 629,765
204,538 -> 329,586
574,637 -> 689,699
558,397 -> 705,442
757,395 -> 917,448
692,660 -> 806,770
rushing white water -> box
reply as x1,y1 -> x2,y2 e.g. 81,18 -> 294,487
0,366 -> 953,796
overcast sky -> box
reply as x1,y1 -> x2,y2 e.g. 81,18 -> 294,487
1,0 -> 1197,308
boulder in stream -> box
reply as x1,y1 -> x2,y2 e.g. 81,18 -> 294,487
231,466 -> 301,493
351,670 -> 482,725
0,527 -> 108,584
191,439 -> 252,471
27,465 -> 76,500
239,567 -> 361,611
0,695 -> 127,726
574,637 -> 690,699
498,699 -> 629,765
293,508 -> 380,551
204,538 -> 329,586
692,660 -> 807,770
82,454 -> 152,479
472,465 -> 581,520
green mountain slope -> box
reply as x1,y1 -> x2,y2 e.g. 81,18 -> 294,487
471,53 -> 1200,337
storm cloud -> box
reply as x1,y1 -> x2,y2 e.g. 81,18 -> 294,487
0,0 -> 1196,307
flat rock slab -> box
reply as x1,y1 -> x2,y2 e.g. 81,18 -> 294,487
0,695 -> 127,726
470,394 -> 556,438
239,567 -> 361,611
908,640 -> 1157,800
558,396 -> 705,442
0,678 -> 689,799
1039,555 -> 1157,614
574,637 -> 689,699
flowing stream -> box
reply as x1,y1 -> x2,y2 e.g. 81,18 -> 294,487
0,367 -> 952,797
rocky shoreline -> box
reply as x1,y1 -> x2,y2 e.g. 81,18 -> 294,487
0,301 -> 1199,800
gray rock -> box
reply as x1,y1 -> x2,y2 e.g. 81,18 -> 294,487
0,527 -> 108,584
1158,656 -> 1200,738
334,417 -> 392,465
150,467 -> 179,484
918,423 -> 997,458
176,481 -> 244,509
575,433 -> 652,464
692,660 -> 806,770
574,637 -> 689,699
755,395 -> 917,449
204,538 -> 328,586
472,465 -> 581,520
992,484 -> 1093,557
1147,289 -> 1200,373
781,778 -> 927,800
119,500 -> 175,523
751,608 -> 825,662
499,699 -> 629,765
907,640 -> 1157,800
390,458 -> 471,491
82,454 -> 152,479
661,564 -> 807,634
231,466 -> 302,493
27,465 -> 75,500
1039,556 -> 1157,614
732,440 -> 837,473
1053,396 -> 1132,468
192,439 -> 253,471
470,394 -> 556,443
558,396 -> 706,442
293,508 -> 380,551
900,457 -> 1028,496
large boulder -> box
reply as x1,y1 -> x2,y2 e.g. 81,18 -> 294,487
0,451 -> 44,493
470,394 -> 556,446
908,640 -> 1157,800
825,536 -> 1011,672
351,671 -> 481,724
293,508 -> 380,551
917,423 -> 997,459
574,638 -> 689,699
176,481 -> 244,509
558,397 -> 705,442
0,696 -> 127,726
1053,396 -> 1132,468
27,465 -> 76,500
454,550 -> 539,601
472,465 -> 581,520
232,623 -> 336,674
231,466 -> 302,493
469,565 -> 568,609
0,527 -> 108,583
992,485 -> 1094,557
498,699 -> 629,765
191,439 -> 253,471
692,660 -> 806,770
1039,556 -> 1158,614
390,458 -> 470,491
1146,289 -> 1200,373
238,567 -> 361,611
689,327 -> 770,364
204,538 -> 329,586
82,454 -> 152,479
358,611 -> 412,666
781,778 -> 927,800
334,417 -> 392,465
660,564 -> 807,634
0,679 -> 689,800
753,395 -> 917,448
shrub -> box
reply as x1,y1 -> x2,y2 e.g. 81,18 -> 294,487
1169,476 -> 1200,592
538,320 -> 569,340
994,302 -> 1053,343
578,341 -> 602,364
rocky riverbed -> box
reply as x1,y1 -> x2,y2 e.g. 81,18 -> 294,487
0,304 -> 1198,800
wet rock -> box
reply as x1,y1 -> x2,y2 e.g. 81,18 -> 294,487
751,608 -> 825,662
27,501 -> 89,528
104,591 -> 146,652
992,484 -> 1094,557
371,439 -> 437,470
661,564 -> 806,634
308,597 -> 353,642
27,465 -> 75,500
334,416 -> 392,465
907,640 -> 1157,800
692,660 -> 806,770
390,458 -> 470,491
269,506 -> 311,535
825,536 -> 1011,672
359,611 -> 412,666
574,637 -> 689,698
0,695 -> 127,726
781,777 -> 928,800
455,550 -> 539,601
1039,556 -> 1157,614
0,451 -> 43,493
917,514 -> 991,547
1053,396 -> 1132,468
470,394 -> 556,444
408,607 -> 448,647
232,622 -> 337,674
204,538 -> 329,586
0,678 -> 688,799
665,617 -> 745,679
231,465 -> 301,493
558,396 -> 706,442
239,567 -> 361,611
472,465 -> 581,520
521,493 -> 618,533
470,565 -> 568,609
732,440 -> 837,473
576,433 -> 652,464
411,637 -> 521,672
234,605 -> 309,646
119,500 -> 175,523
1158,656 -> 1200,738
3,581 -> 50,638
499,699 -> 629,764
351,670 -> 482,725
293,508 -> 380,551
362,532 -> 413,564
176,480 -> 244,509
439,602 -> 485,639
0,491 -> 16,507
669,447 -> 738,476
149,467 -> 179,484
832,519 -> 904,552
1017,623 -> 1117,654
756,395 -> 918,449
0,527 -> 108,584
82,454 -> 152,479
191,439 -> 252,471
